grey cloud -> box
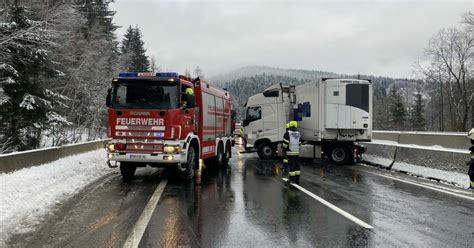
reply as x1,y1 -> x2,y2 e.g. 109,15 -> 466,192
111,0 -> 471,78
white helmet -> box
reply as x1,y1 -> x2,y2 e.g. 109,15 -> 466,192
468,128 -> 474,140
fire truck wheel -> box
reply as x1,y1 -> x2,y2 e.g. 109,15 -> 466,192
120,162 -> 136,181
182,146 -> 197,180
223,142 -> 231,165
257,142 -> 274,160
329,145 -> 352,165
216,143 -> 224,167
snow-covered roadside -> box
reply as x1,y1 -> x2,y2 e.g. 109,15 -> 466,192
392,162 -> 470,189
0,149 -> 111,246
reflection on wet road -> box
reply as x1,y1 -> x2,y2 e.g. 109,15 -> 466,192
140,148 -> 474,247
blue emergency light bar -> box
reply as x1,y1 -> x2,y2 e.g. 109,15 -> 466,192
118,72 -> 178,78
156,72 -> 178,77
118,72 -> 138,77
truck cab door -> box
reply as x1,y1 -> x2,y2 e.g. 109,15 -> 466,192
243,105 -> 263,147
261,105 -> 278,142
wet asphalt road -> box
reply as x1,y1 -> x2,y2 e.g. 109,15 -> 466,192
7,146 -> 474,247
7,169 -> 162,248
140,148 -> 474,247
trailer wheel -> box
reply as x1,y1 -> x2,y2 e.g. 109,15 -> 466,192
257,142 -> 274,160
182,146 -> 197,180
329,145 -> 352,165
120,162 -> 136,181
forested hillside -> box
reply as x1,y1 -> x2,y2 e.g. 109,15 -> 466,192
220,66 -> 425,131
0,1 -> 150,153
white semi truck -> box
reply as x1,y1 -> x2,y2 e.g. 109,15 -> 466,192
242,78 -> 372,165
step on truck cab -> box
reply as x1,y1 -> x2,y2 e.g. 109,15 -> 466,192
105,72 -> 233,180
242,78 -> 372,164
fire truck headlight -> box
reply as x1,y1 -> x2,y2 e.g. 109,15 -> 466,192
164,145 -> 181,154
164,146 -> 175,153
107,144 -> 115,152
164,155 -> 174,161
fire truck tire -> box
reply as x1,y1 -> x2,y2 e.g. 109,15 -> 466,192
216,143 -> 224,167
120,162 -> 136,181
223,142 -> 231,165
328,145 -> 352,165
182,146 -> 197,180
257,142 -> 274,160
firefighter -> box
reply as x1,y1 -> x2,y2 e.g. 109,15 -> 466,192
282,121 -> 302,184
182,87 -> 195,108
281,122 -> 290,175
467,128 -> 474,189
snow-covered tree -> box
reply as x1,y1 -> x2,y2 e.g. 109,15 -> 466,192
388,86 -> 408,130
0,4 -> 70,151
120,25 -> 149,72
409,90 -> 426,131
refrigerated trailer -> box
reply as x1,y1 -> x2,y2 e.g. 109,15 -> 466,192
105,72 -> 233,180
242,78 -> 372,164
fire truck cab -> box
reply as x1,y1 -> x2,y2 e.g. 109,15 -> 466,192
105,72 -> 233,180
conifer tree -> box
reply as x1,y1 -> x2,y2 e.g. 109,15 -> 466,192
409,90 -> 426,131
0,4 -> 69,151
120,26 -> 149,71
388,86 -> 407,130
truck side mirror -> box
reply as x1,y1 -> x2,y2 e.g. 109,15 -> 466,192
106,88 -> 112,107
242,119 -> 249,127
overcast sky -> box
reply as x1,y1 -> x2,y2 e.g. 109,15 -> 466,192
111,0 -> 472,79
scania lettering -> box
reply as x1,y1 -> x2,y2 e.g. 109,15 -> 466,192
242,78 -> 372,165
105,72 -> 233,180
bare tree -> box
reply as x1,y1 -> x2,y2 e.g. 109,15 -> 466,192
184,68 -> 191,78
194,66 -> 203,78
462,11 -> 474,33
149,55 -> 161,73
417,27 -> 473,131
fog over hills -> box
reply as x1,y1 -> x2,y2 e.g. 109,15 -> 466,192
210,65 -> 423,121
210,66 -> 341,85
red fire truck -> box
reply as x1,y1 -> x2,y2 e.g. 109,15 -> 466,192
105,72 -> 233,180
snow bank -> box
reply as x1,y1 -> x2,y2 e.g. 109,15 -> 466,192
363,154 -> 393,168
392,162 -> 470,188
0,149 -> 111,245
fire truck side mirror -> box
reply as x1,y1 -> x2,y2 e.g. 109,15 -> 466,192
106,88 -> 112,107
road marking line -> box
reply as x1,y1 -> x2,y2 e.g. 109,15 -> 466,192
123,179 -> 168,248
361,169 -> 474,201
282,178 -> 374,229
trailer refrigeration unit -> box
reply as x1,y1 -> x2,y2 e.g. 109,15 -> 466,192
105,72 -> 233,180
242,78 -> 372,164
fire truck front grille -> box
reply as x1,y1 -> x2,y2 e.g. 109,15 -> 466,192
116,125 -> 164,130
126,144 -> 163,151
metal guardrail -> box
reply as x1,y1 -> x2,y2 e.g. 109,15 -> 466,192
0,139 -> 110,174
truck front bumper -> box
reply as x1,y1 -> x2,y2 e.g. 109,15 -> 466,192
106,152 -> 185,166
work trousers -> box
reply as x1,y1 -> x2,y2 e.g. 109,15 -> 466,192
282,154 -> 288,173
468,159 -> 474,188
288,155 -> 300,184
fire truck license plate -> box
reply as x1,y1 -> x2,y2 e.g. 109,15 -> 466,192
129,154 -> 146,159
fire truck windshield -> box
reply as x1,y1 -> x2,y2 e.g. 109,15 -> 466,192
112,81 -> 179,109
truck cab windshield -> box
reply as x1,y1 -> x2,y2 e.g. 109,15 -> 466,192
112,81 -> 179,109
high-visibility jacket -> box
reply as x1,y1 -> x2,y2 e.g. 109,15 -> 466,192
282,128 -> 301,156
